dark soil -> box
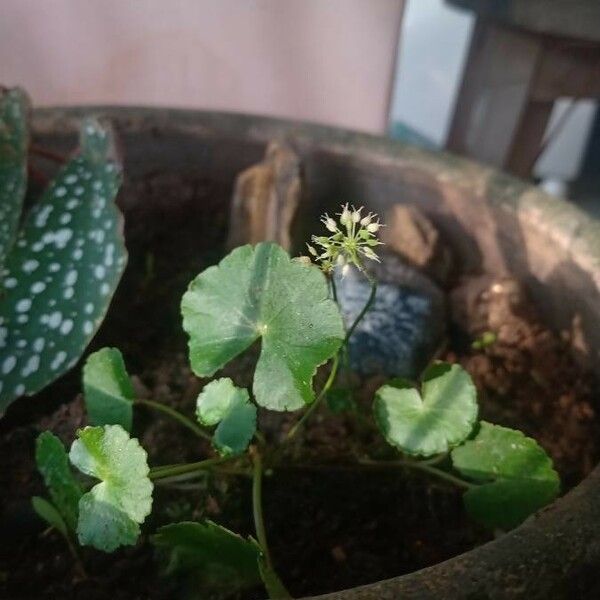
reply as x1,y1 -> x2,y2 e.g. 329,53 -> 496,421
1,171 -> 599,600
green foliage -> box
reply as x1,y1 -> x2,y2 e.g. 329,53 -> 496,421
451,422 -> 560,529
0,114 -> 126,414
84,347 -> 134,431
0,87 -> 29,274
196,377 -> 256,456
181,242 -> 344,411
25,195 -> 562,596
35,431 -> 82,532
471,330 -> 497,350
69,425 -> 153,551
31,496 -> 69,538
152,521 -> 261,592
374,363 -> 478,456
374,362 -> 559,530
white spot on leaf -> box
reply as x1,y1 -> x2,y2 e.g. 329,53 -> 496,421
2,356 -> 16,375
16,299 -> 31,313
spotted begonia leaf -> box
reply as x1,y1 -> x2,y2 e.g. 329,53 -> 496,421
152,520 -> 261,591
84,347 -> 134,432
36,431 -> 82,532
0,117 -> 126,414
451,422 -> 560,529
69,425 -> 153,552
196,378 -> 256,456
0,87 -> 29,273
374,362 -> 478,457
181,243 -> 344,411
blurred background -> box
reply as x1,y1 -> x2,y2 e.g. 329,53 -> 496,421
1,0 -> 599,210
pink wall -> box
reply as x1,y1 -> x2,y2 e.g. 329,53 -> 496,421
0,0 -> 403,133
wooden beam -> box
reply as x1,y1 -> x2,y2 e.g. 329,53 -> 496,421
532,42 -> 600,101
447,19 -> 543,168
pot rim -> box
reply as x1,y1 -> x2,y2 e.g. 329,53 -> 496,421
31,107 -> 600,599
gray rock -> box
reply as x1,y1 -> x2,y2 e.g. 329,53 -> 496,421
334,254 -> 446,379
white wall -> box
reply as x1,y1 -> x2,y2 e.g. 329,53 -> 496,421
390,0 -> 474,147
534,99 -> 597,182
0,0 -> 404,133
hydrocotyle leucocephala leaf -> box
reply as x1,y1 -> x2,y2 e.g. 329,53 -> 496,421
181,242 -> 344,411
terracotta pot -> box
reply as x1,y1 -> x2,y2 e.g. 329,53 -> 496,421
30,107 -> 600,599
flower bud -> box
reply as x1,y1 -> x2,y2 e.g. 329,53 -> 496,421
341,263 -> 350,278
351,208 -> 362,223
294,255 -> 312,266
323,216 -> 337,233
306,244 -> 318,256
367,221 -> 380,233
362,246 -> 379,261
340,204 -> 351,226
360,214 -> 372,227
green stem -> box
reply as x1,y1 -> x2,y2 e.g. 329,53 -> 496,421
65,533 -> 87,579
153,473 -> 209,486
286,271 -> 377,441
404,460 -> 474,490
252,449 -> 272,566
343,272 -> 377,347
251,448 -> 292,599
134,398 -> 211,441
360,458 -> 474,490
149,456 -> 232,480
330,274 -> 352,389
420,453 -> 448,466
286,354 -> 339,440
153,465 -> 252,486
330,274 -> 338,303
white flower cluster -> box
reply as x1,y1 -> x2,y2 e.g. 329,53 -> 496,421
307,204 -> 383,274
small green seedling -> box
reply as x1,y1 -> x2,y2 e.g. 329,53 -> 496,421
472,330 -> 497,350
34,205 -> 559,598
0,86 -> 127,414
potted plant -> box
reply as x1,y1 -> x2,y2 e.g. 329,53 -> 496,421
2,93 -> 600,599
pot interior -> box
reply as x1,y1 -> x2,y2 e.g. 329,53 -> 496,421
2,109 -> 599,599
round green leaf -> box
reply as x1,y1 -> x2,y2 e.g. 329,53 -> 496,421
213,399 -> 257,457
181,243 -> 344,411
0,117 -> 126,414
152,520 -> 261,591
196,377 -> 248,426
69,425 -> 153,551
36,431 -> 82,532
196,378 -> 256,456
83,347 -> 134,431
374,362 -> 478,457
451,421 -> 560,529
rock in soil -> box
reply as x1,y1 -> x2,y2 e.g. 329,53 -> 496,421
334,255 -> 445,379
226,139 -> 301,251
381,203 -> 454,286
